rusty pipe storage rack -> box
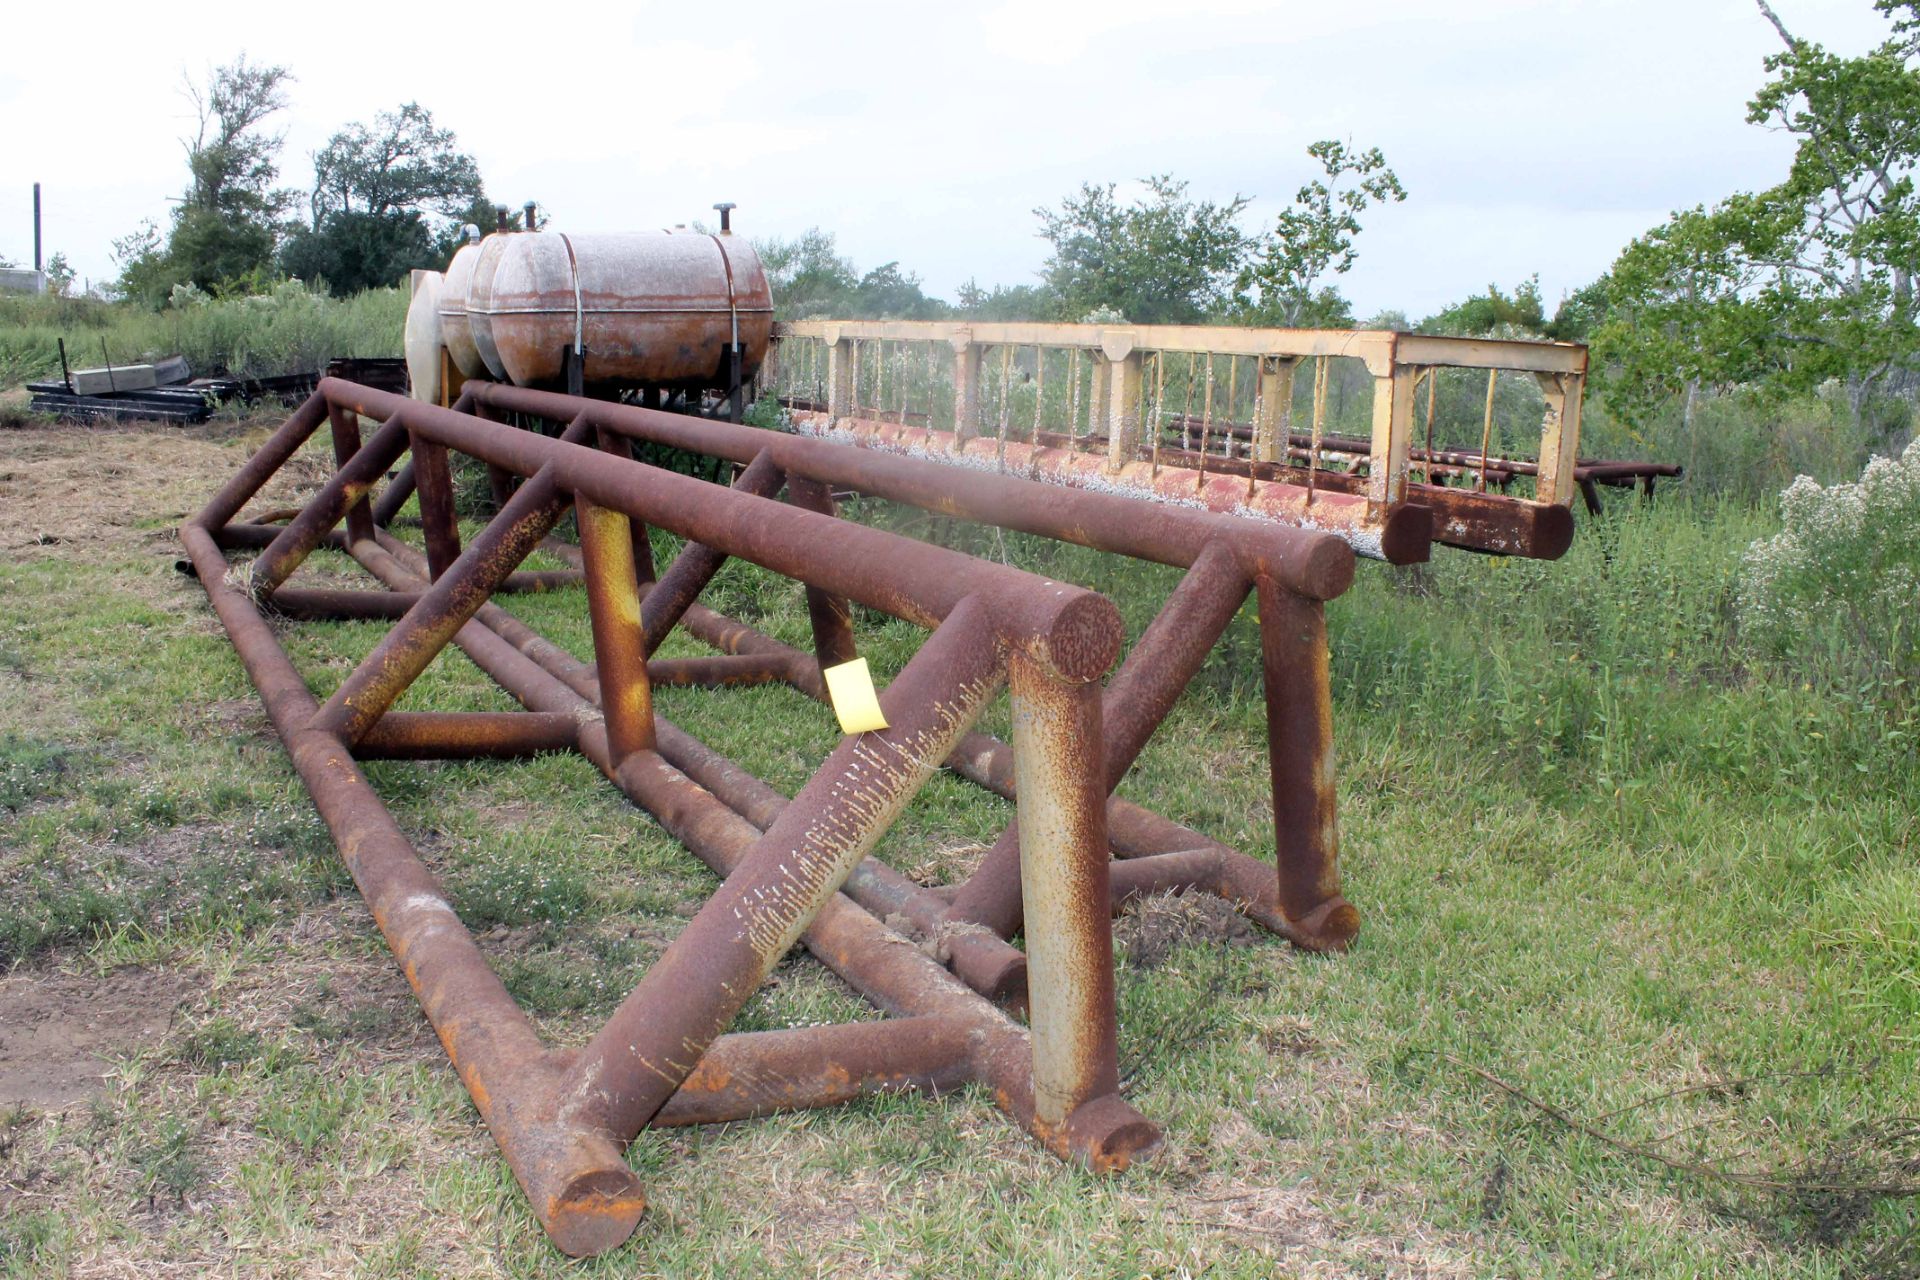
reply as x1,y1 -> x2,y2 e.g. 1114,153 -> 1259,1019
189,382 -> 1145,1255
763,320 -> 1589,563
462,380 -> 1361,978
186,378 -> 1357,1257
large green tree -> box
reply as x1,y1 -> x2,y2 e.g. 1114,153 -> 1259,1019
113,57 -> 294,304
166,57 -> 296,294
1596,1 -> 1920,427
1237,140 -> 1405,327
281,103 -> 486,295
1034,176 -> 1252,324
1030,143 -> 1403,327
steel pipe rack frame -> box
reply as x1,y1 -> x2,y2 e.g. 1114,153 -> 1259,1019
456,381 -> 1361,997
185,379 -> 1161,1257
763,318 -> 1589,562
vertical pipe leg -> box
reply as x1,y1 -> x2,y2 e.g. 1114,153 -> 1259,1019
329,404 -> 376,547
1256,577 -> 1357,950
596,428 -> 657,583
578,493 -> 655,762
785,476 -> 858,670
1009,653 -> 1118,1126
411,433 -> 462,580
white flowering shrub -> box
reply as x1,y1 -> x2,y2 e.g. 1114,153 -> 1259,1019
1739,437 -> 1920,685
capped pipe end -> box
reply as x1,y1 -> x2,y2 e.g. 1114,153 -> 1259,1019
542,1165 -> 649,1258
1063,1093 -> 1162,1172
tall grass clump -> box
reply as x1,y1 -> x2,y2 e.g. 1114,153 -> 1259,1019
0,283 -> 405,387
1740,438 -> 1920,697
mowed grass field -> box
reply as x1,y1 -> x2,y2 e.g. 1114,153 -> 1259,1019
0,412 -> 1915,1278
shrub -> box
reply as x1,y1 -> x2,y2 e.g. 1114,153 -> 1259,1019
1739,438 -> 1920,690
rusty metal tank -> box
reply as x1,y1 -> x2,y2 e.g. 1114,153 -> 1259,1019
464,235 -> 515,381
462,230 -> 773,391
437,244 -> 486,379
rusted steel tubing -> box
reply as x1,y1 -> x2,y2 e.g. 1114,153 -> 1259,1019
365,386 -> 476,530
196,390 -> 331,532
1107,848 -> 1229,907
331,523 -> 1152,1214
366,531 -> 621,705
371,459 -> 416,526
250,416 -> 413,594
264,586 -> 421,620
1009,655 -> 1119,1124
785,476 -> 860,670
644,654 -> 792,687
352,711 -> 580,760
375,534 -> 1007,990
328,403 -> 376,547
310,439 -> 584,745
411,434 -> 463,579
592,734 -> 1155,1175
333,383 -> 1122,681
463,532 -> 1258,956
560,600 -> 1010,1140
222,522 -> 578,596
636,452 -> 785,655
393,557 -> 1144,1167
578,493 -> 656,760
593,429 -> 658,584
940,727 -> 1329,949
365,530 -> 809,708
180,522 -> 644,1253
798,412 -> 1426,567
944,541 -> 1254,978
469,382 -> 1359,597
676,604 -> 827,697
640,714 -> 1029,993
1257,578 -> 1356,949
364,541 -> 1019,990
216,522 -> 348,553
648,1017 -> 974,1128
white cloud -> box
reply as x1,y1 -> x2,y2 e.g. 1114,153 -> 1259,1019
0,0 -> 1901,313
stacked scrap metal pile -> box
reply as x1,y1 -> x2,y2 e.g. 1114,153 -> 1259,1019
26,356 -> 408,424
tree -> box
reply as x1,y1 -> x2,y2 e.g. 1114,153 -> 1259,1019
169,56 -> 296,291
44,252 -> 74,298
1593,196 -> 1793,431
1238,139 -> 1405,327
1597,2 -> 1920,427
279,211 -> 438,295
111,220 -> 173,308
1033,176 -> 1251,324
956,278 -> 1055,321
848,262 -> 948,319
282,103 -> 486,294
756,228 -> 860,319
307,103 -> 483,228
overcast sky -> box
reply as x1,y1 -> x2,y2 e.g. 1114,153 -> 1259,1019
1,0 -> 1896,318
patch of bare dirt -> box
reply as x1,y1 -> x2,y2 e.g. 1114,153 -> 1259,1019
0,419 -> 330,561
0,965 -> 196,1108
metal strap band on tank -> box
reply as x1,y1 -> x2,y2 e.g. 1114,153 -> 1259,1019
710,234 -> 742,359
557,233 -> 584,357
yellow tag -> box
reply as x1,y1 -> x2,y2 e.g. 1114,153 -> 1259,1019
822,657 -> 889,734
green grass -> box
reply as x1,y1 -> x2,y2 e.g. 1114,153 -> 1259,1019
0,285 -> 405,388
0,419 -> 1915,1276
